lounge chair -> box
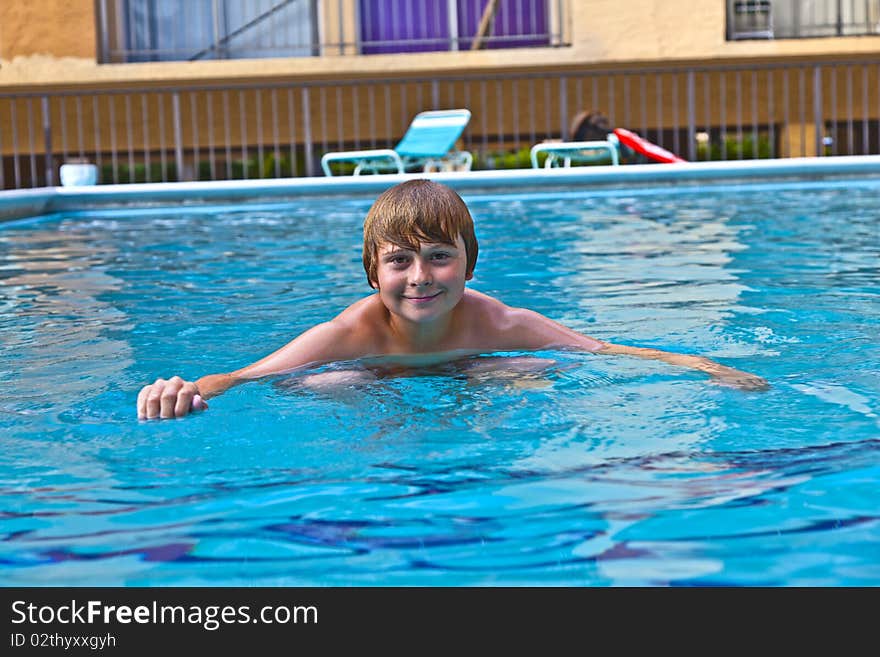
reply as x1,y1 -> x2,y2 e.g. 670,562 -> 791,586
530,138 -> 619,168
530,128 -> 686,168
321,109 -> 473,176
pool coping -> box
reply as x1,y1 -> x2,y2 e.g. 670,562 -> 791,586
3,155 -> 880,222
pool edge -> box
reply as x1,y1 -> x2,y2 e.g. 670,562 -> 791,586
2,155 -> 880,222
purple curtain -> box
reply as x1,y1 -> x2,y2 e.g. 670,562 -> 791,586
359,0 -> 549,55
360,0 -> 451,54
457,0 -> 549,49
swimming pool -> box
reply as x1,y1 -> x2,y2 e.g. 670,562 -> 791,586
1,169 -> 878,585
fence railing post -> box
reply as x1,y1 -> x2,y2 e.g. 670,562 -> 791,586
172,92 -> 186,180
311,1 -> 321,56
447,0 -> 459,50
813,65 -> 824,157
338,0 -> 345,55
559,76 -> 568,140
302,87 -> 314,177
211,0 -> 223,59
99,0 -> 110,63
687,70 -> 696,161
42,97 -> 54,187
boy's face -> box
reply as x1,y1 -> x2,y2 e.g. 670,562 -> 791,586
373,234 -> 472,325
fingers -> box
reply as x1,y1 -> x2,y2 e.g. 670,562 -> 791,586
136,384 -> 152,419
160,376 -> 184,418
173,380 -> 196,418
711,370 -> 770,391
143,378 -> 166,419
732,372 -> 769,391
138,377 -> 208,420
744,375 -> 770,391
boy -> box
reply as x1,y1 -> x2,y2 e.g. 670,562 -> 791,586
137,179 -> 767,419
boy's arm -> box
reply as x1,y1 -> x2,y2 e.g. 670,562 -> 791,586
593,342 -> 768,390
137,319 -> 362,419
505,307 -> 768,391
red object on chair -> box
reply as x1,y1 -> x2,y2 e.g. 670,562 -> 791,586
613,128 -> 687,163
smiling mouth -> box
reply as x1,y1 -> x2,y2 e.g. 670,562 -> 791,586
403,291 -> 443,302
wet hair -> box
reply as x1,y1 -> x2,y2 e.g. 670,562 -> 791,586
362,179 -> 478,288
570,110 -> 612,142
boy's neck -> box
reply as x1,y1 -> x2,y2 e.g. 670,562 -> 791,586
386,310 -> 457,353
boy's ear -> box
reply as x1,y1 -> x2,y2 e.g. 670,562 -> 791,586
465,271 -> 474,281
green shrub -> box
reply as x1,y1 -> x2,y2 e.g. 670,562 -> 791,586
472,146 -> 622,170
473,148 -> 536,170
697,134 -> 773,160
100,151 -> 315,183
100,161 -> 177,183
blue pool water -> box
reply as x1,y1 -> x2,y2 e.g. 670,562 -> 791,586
1,180 -> 878,586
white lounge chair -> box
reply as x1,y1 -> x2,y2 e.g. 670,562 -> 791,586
321,109 -> 473,176
530,128 -> 686,168
530,137 -> 620,168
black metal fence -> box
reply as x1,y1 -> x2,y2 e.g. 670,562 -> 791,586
2,59 -> 879,189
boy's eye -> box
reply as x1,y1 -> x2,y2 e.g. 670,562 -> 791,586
389,255 -> 410,265
431,253 -> 450,261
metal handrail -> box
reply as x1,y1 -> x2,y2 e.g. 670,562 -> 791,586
3,58 -> 880,189
97,0 -> 569,63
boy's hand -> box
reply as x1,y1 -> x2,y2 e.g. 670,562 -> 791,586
596,343 -> 769,392
701,362 -> 769,391
137,376 -> 209,419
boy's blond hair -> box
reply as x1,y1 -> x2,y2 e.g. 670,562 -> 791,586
362,179 -> 478,288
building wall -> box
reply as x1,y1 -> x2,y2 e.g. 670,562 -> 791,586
2,1 -> 879,90
2,1 -> 879,185
0,0 -> 96,62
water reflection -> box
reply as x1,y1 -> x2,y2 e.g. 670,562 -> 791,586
0,227 -> 132,414
1,187 -> 877,586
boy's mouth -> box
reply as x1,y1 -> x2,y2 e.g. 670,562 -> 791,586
403,291 -> 443,304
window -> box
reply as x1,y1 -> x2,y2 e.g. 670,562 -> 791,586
358,0 -> 550,54
727,0 -> 880,40
99,0 -> 318,63
97,0 -> 561,63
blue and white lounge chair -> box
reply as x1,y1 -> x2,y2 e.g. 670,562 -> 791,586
321,109 -> 473,176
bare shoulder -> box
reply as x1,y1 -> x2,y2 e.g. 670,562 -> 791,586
332,293 -> 382,325
460,287 -> 509,311
459,289 -> 521,327
460,289 -> 546,328
461,289 -> 604,352
327,293 -> 388,348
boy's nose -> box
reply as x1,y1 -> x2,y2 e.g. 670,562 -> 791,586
409,261 -> 431,286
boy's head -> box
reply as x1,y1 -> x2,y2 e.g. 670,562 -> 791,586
362,179 -> 478,289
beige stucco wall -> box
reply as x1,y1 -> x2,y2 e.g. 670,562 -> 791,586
2,0 -> 878,183
1,0 -> 879,91
0,0 -> 96,62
